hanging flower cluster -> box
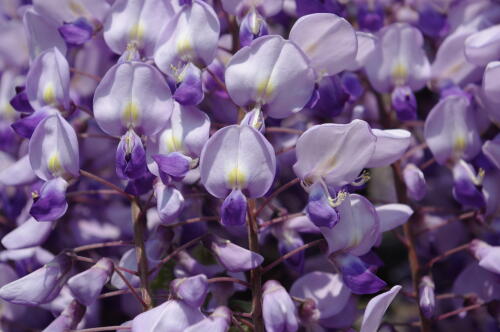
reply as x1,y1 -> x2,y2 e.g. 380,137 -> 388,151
0,0 -> 499,331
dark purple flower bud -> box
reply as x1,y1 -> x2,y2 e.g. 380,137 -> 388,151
174,63 -> 204,106
357,2 -> 384,32
41,300 -> 86,332
9,86 -> 34,113
277,229 -> 305,273
11,106 -> 57,138
333,253 -> 386,294
171,274 -> 208,308
58,18 -> 94,46
116,129 -> 147,180
402,163 -> 426,201
210,236 -> 264,272
221,188 -> 247,227
418,5 -> 448,38
1,217 -> 53,250
239,10 -> 268,47
306,182 -> 339,228
419,276 -> 435,319
68,258 -> 114,306
341,72 -> 364,100
0,253 -> 72,305
125,170 -> 156,196
153,152 -> 191,184
184,306 -> 232,332
30,177 -> 69,222
262,280 -> 299,332
452,160 -> 485,209
313,75 -> 349,118
391,86 -> 417,121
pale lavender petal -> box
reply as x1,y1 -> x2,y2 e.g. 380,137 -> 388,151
68,258 -> 114,306
0,155 -> 37,186
23,8 -> 67,59
170,274 -> 208,308
294,120 -> 376,188
1,217 -> 53,249
375,204 -> 413,233
424,95 -> 481,165
184,306 -> 231,332
156,183 -> 185,225
290,271 -> 350,319
131,299 -> 205,332
29,113 -> 80,181
210,236 -> 264,272
93,61 -> 173,136
262,280 -> 299,332
225,35 -> 315,119
200,125 -> 276,198
360,285 -> 402,332
289,13 -> 357,76
154,0 -> 220,73
366,129 -> 411,168
464,24 -> 500,66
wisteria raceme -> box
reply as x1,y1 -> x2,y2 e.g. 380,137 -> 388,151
2,1 -> 500,332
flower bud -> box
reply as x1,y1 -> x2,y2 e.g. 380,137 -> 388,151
332,253 -> 386,295
239,10 -> 268,47
58,18 -> 93,46
210,236 -> 264,272
156,183 -> 185,225
174,63 -> 204,106
391,86 -> 417,121
170,274 -> 208,308
30,177 -> 69,221
116,129 -> 147,180
452,160 -> 485,208
184,306 -> 232,332
419,276 -> 435,318
403,163 -> 426,201
1,217 -> 53,250
306,182 -> 339,228
221,189 -> 247,227
68,258 -> 114,306
153,152 -> 191,184
357,2 -> 384,32
262,280 -> 299,332
0,253 -> 72,305
41,300 -> 86,332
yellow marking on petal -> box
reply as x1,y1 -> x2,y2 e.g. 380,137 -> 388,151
129,23 -> 145,42
69,1 -> 86,16
48,153 -> 62,175
453,135 -> 466,154
165,133 -> 182,152
228,167 -> 246,189
43,83 -> 56,105
123,101 -> 139,126
256,79 -> 274,100
3,103 -> 16,119
177,38 -> 193,59
392,62 -> 408,86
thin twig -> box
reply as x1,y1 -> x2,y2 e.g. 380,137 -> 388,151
426,242 -> 471,269
262,239 -> 325,273
165,216 -> 219,228
73,240 -> 134,253
259,212 -> 306,229
80,170 -> 132,200
208,276 -> 250,288
70,67 -> 102,82
254,178 -> 300,216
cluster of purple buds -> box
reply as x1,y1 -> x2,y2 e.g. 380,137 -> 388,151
1,0 -> 500,331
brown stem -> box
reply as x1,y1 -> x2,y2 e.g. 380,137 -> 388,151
208,276 -> 250,288
148,234 -> 208,275
254,178 -> 300,216
165,216 -> 219,228
73,240 -> 134,253
265,127 -> 304,135
259,212 -> 305,229
262,239 -> 325,274
67,189 -> 125,197
98,289 -> 139,299
69,67 -> 102,82
436,302 -> 484,321
131,199 -> 153,310
247,199 -> 265,332
426,242 -> 471,269
392,162 -> 432,332
80,170 -> 132,200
